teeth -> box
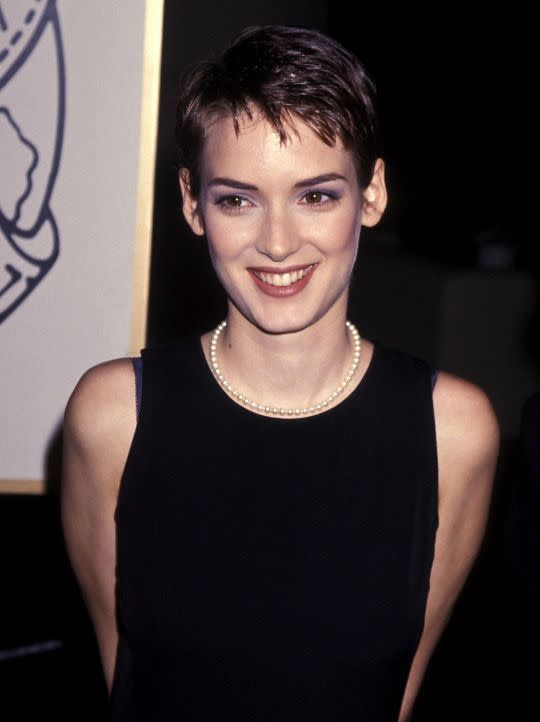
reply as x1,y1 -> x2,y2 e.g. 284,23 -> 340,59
255,265 -> 313,287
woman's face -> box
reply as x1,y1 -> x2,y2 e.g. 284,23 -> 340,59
181,110 -> 386,335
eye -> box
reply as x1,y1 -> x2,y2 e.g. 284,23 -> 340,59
300,190 -> 338,207
304,191 -> 325,204
215,194 -> 252,213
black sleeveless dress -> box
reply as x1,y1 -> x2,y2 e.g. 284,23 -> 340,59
110,335 -> 439,722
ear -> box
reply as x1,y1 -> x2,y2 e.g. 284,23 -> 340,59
361,158 -> 387,227
179,169 -> 205,236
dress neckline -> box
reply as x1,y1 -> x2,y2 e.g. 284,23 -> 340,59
196,332 -> 379,425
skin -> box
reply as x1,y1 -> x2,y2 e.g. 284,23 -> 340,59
61,111 -> 499,718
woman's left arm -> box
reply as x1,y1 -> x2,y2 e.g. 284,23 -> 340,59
398,372 -> 500,722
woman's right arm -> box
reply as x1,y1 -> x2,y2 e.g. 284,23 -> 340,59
60,359 -> 137,692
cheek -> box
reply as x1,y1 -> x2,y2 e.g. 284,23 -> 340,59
204,215 -> 254,264
308,209 -> 362,255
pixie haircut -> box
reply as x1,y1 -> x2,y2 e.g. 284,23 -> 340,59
175,25 -> 379,199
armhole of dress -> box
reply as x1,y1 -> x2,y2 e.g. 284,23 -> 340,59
431,369 -> 439,392
131,357 -> 143,421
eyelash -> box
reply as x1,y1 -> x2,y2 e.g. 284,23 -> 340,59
214,190 -> 339,215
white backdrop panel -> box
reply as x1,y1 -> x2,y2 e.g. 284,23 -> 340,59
0,0 -> 158,485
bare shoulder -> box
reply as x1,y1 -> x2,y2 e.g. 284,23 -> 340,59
64,357 -> 136,438
397,373 -> 500,720
61,357 -> 137,688
432,371 -> 500,500
63,357 -> 137,500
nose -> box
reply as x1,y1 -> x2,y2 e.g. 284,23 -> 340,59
255,206 -> 300,262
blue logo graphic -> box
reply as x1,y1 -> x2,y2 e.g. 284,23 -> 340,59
0,0 -> 65,324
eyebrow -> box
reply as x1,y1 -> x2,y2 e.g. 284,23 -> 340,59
207,173 -> 347,191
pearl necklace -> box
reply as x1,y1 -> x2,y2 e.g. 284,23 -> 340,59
209,320 -> 361,417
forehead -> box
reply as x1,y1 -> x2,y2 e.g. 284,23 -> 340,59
200,111 -> 356,183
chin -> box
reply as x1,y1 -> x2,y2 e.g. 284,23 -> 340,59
228,281 -> 349,336
247,307 -> 325,337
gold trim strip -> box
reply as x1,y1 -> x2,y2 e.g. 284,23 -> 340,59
0,479 -> 46,495
129,0 -> 165,355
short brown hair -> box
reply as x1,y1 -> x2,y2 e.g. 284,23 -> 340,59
176,25 -> 379,198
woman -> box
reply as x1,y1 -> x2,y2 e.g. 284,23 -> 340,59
61,25 -> 499,722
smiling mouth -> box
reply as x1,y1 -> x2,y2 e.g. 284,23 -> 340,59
250,264 -> 317,287
247,263 -> 318,297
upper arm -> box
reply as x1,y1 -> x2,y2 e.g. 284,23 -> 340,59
60,358 -> 137,691
432,372 -> 499,571
398,372 -> 500,721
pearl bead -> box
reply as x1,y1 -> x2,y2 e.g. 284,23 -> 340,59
209,320 -> 361,418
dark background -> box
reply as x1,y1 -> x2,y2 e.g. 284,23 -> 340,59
1,2 -> 537,720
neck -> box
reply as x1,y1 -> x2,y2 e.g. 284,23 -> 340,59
211,303 -> 358,411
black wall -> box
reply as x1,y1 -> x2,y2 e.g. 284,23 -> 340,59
328,4 -> 536,264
